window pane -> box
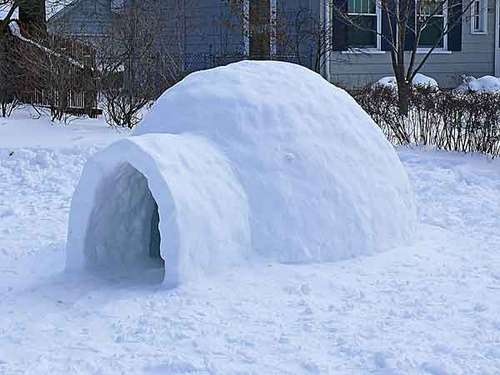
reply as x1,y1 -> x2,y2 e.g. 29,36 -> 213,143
347,16 -> 377,47
348,0 -> 376,14
419,0 -> 443,16
419,16 -> 444,47
472,0 -> 486,32
348,0 -> 358,12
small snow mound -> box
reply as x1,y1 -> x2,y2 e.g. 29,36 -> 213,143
68,61 -> 416,287
455,75 -> 500,93
375,73 -> 439,90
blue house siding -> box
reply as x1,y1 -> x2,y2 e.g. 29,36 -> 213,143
48,0 -> 112,40
48,0 -> 321,73
276,0 -> 325,69
48,0 -> 498,88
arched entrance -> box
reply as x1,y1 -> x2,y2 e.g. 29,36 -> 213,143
67,135 -> 251,287
84,163 -> 165,283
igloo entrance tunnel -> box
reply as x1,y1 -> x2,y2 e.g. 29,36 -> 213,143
67,61 -> 417,287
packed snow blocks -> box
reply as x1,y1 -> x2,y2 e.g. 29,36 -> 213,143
66,61 -> 417,287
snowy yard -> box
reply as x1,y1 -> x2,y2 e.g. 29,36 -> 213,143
1,112 -> 500,375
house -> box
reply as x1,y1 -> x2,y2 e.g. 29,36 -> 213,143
48,1 -> 329,76
331,0 -> 500,88
0,3 -> 100,117
46,0 -> 113,42
48,0 -> 500,88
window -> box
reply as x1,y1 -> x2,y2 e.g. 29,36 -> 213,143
418,0 -> 446,48
347,0 -> 379,48
471,0 -> 487,34
69,91 -> 85,109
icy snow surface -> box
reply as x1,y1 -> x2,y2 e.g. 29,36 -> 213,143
1,109 -> 500,374
376,73 -> 439,89
0,108 -> 500,375
455,75 -> 500,93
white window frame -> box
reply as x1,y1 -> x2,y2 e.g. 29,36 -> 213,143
344,0 -> 382,51
338,0 -> 452,54
69,90 -> 85,109
471,0 -> 488,34
416,0 -> 449,52
270,0 -> 277,56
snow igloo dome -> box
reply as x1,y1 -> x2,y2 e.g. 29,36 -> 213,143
67,61 -> 417,287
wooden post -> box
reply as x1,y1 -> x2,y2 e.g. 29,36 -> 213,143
249,0 -> 271,60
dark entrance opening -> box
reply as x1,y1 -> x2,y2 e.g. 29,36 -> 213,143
85,163 -> 165,283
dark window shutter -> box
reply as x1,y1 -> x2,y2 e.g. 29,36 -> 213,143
381,0 -> 396,51
447,0 -> 463,51
404,0 -> 416,51
333,0 -> 348,51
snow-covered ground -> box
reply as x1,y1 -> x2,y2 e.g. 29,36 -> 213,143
1,112 -> 500,375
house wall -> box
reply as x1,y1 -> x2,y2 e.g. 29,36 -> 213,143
276,0 -> 321,67
330,0 -> 497,89
47,0 -> 322,71
180,1 -> 246,67
47,0 -> 112,40
134,1 -> 248,72
47,0 -> 496,89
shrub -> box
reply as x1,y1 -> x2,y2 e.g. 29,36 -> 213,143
353,85 -> 500,157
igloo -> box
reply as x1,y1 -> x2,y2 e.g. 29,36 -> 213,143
67,61 -> 416,287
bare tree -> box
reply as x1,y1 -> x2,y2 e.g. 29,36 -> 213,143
333,0 -> 475,115
152,1 -> 198,88
224,1 -> 335,74
97,1 -> 162,128
283,7 -> 335,74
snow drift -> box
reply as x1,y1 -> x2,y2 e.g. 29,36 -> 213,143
67,61 -> 417,287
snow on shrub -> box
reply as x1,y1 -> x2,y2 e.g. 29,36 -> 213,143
455,75 -> 500,94
67,61 -> 417,287
375,73 -> 439,90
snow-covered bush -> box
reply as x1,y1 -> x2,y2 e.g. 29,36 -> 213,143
375,73 -> 439,90
67,61 -> 417,287
354,85 -> 500,156
455,75 -> 500,94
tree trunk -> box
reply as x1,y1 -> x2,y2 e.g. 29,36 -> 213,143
397,81 -> 410,117
394,64 -> 410,117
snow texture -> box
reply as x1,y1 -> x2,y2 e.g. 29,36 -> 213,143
67,134 -> 251,287
1,110 -> 500,375
455,75 -> 500,93
376,73 -> 439,89
68,61 -> 416,286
